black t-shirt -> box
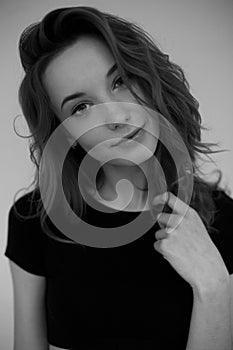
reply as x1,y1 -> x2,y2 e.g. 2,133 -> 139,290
4,188 -> 233,350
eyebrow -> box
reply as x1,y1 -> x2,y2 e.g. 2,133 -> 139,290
60,63 -> 118,110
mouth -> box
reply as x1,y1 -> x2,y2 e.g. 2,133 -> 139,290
113,126 -> 144,147
123,127 -> 142,140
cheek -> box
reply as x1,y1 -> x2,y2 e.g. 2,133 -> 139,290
78,133 -> 96,150
78,130 -> 109,153
63,119 -> 99,149
149,117 -> 160,144
139,120 -> 160,158
78,130 -> 118,164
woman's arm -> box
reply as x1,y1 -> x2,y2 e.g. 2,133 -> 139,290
185,275 -> 233,350
9,260 -> 49,350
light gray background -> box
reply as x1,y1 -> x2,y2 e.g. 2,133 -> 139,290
1,0 -> 233,348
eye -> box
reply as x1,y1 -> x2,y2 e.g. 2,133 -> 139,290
113,76 -> 126,89
71,75 -> 131,115
71,102 -> 92,115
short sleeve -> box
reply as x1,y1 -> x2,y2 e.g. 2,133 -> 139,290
4,192 -> 47,276
210,190 -> 233,275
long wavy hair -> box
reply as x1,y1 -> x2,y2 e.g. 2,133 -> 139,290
13,6 -> 231,246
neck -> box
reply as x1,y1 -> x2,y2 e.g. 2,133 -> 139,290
95,159 -> 151,211
102,160 -> 149,192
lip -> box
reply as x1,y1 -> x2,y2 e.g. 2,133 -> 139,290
123,127 -> 141,139
114,125 -> 144,146
115,128 -> 144,147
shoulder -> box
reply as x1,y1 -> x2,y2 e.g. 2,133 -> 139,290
10,188 -> 40,216
211,188 -> 233,225
212,188 -> 233,209
8,188 -> 43,232
5,189 -> 47,276
210,188 -> 233,274
7,188 -> 44,236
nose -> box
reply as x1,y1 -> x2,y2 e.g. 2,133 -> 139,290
104,102 -> 131,132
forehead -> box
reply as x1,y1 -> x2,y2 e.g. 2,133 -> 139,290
42,36 -> 114,109
47,35 -> 112,73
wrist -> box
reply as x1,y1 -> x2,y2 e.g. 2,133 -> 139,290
192,273 -> 230,302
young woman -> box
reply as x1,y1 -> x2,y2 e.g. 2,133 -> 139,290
4,6 -> 233,350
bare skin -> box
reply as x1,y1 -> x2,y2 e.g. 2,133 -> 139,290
42,35 -> 159,213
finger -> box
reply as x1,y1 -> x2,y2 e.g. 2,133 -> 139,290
153,191 -> 189,216
157,212 -> 183,228
153,239 -> 167,258
155,229 -> 168,240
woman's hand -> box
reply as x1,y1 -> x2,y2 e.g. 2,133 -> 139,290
153,192 -> 229,292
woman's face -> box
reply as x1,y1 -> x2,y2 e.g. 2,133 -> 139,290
42,35 -> 159,166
